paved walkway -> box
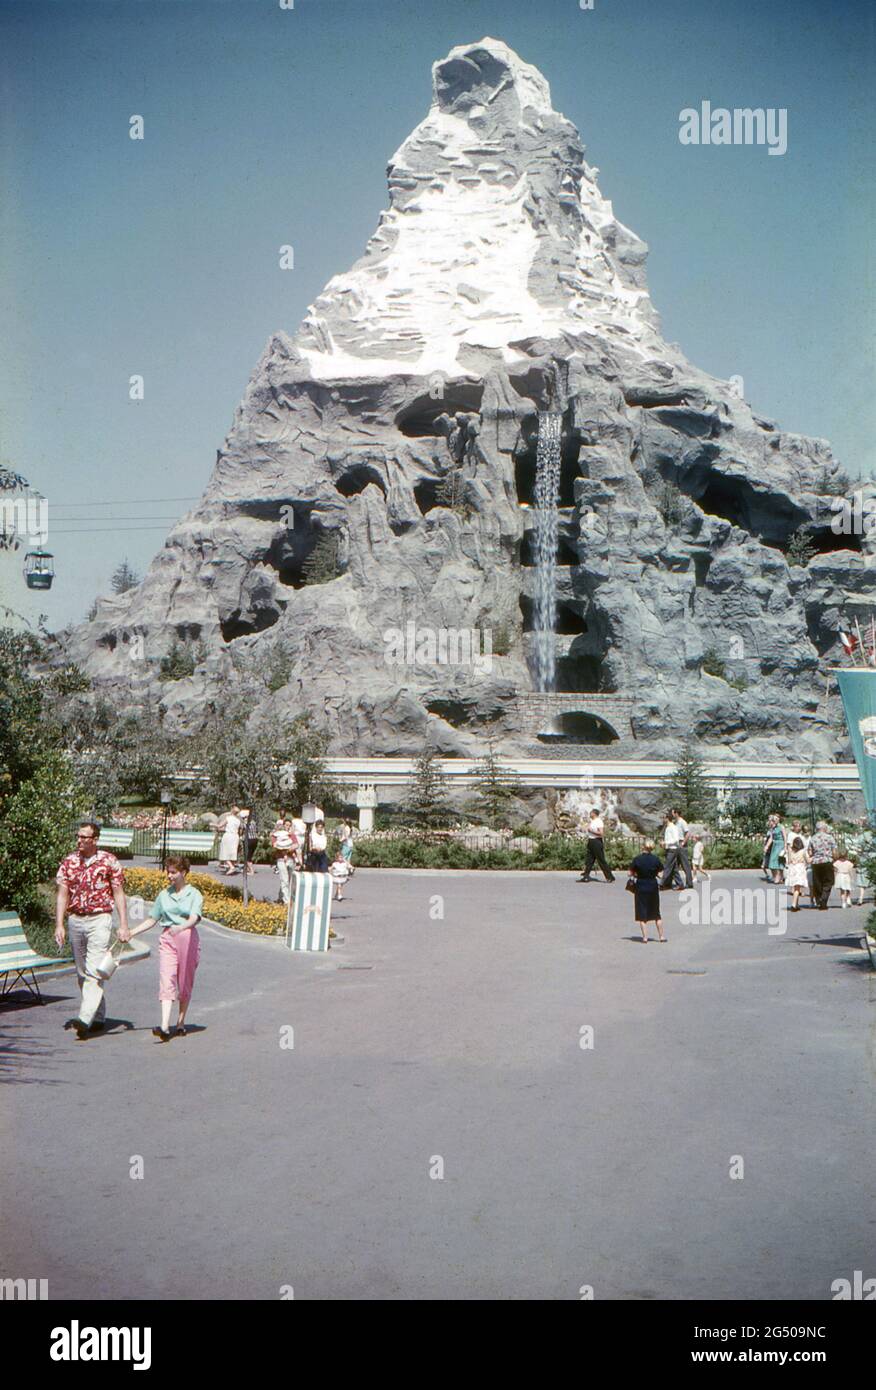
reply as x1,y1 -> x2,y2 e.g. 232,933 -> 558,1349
2,871 -> 873,1300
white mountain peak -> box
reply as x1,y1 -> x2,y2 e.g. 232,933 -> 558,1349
296,38 -> 664,381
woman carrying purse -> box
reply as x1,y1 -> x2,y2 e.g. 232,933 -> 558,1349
628,839 -> 666,944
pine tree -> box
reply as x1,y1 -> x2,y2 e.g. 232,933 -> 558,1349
111,558 -> 140,594
470,739 -> 522,827
659,746 -> 715,823
404,744 -> 452,828
786,527 -> 816,568
302,533 -> 340,585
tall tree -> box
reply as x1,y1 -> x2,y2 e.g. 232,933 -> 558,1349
404,744 -> 452,828
659,746 -> 716,823
0,627 -> 86,919
111,559 -> 140,594
469,738 -> 522,827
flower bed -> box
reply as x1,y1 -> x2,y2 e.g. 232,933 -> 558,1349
123,868 -> 286,936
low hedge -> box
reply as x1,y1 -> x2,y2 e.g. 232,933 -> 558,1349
349,834 -> 767,871
123,867 -> 286,936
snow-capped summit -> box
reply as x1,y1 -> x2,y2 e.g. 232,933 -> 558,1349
298,37 -> 663,379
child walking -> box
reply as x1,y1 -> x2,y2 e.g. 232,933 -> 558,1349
833,853 -> 856,909
329,850 -> 351,901
691,834 -> 710,881
130,855 -> 203,1041
785,836 -> 809,912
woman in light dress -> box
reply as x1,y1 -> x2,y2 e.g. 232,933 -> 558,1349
339,820 -> 355,875
217,806 -> 242,875
766,815 -> 786,884
785,835 -> 809,912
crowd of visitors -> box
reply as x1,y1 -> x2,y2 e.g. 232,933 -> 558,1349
576,807 -> 870,942
758,818 -> 865,911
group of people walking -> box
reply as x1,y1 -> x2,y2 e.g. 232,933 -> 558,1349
576,806 -> 866,943
760,816 -> 861,911
216,807 -> 356,904
55,808 -> 359,1045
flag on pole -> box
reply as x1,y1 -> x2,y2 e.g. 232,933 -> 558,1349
839,630 -> 858,660
834,667 -> 876,830
286,872 -> 333,952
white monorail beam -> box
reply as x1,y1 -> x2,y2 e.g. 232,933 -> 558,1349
323,759 -> 860,793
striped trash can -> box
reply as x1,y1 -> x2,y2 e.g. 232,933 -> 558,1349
286,872 -> 333,952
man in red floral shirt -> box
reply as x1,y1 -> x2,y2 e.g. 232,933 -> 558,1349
55,821 -> 130,1040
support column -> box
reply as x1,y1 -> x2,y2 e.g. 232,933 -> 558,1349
356,782 -> 378,833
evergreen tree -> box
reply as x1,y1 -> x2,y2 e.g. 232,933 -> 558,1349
404,744 -> 452,828
786,527 -> 816,568
302,533 -> 341,586
659,746 -> 715,823
111,559 -> 140,594
470,739 -> 522,827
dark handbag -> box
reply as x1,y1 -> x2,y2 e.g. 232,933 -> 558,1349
625,876 -> 637,894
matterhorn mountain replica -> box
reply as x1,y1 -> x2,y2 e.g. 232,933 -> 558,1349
69,38 -> 872,761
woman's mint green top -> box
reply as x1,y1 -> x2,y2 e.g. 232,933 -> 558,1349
152,884 -> 203,928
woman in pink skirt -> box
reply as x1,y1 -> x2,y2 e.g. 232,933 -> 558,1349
130,856 -> 203,1042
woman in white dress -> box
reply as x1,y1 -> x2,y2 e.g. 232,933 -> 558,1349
785,835 -> 809,912
218,806 -> 242,875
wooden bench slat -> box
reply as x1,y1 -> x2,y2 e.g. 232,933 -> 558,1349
1,952 -> 65,969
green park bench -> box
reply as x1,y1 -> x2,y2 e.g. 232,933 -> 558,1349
97,828 -> 135,854
149,830 -> 218,861
0,911 -> 73,1003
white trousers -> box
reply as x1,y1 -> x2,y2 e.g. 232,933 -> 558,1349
67,912 -> 112,1025
277,857 -> 292,905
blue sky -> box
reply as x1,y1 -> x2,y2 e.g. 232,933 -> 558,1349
1,0 -> 873,627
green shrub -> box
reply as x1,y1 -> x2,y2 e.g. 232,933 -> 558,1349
0,751 -> 86,920
349,832 -> 769,871
703,838 -> 765,869
159,639 -> 196,682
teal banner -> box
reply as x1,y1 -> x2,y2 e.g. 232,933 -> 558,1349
835,667 -> 876,829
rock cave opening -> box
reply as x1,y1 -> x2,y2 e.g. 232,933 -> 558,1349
803,524 -> 862,557
219,608 -> 282,644
396,384 -> 484,437
671,464 -> 805,547
692,552 -> 712,586
536,712 -> 620,745
335,463 -> 387,498
554,651 -> 614,693
519,595 -> 587,635
414,478 -> 442,514
264,505 -> 341,589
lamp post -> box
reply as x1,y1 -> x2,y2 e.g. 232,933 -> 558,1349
301,802 -> 317,870
806,783 -> 816,836
160,787 -> 173,870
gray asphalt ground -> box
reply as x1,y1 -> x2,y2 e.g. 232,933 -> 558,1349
1,870 -> 873,1301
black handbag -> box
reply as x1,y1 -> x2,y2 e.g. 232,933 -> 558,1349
625,876 -> 637,894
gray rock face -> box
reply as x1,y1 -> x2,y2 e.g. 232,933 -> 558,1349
65,37 -> 873,763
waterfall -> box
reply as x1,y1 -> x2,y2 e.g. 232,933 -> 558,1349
533,411 -> 563,692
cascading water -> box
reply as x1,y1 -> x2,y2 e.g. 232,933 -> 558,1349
532,411 -> 563,692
